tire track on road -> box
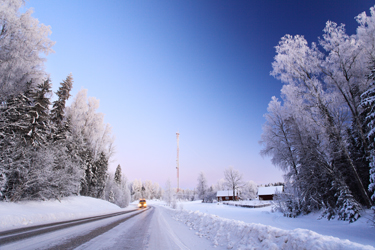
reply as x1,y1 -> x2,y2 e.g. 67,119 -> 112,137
0,208 -> 148,247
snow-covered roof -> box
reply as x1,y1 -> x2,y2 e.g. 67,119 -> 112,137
217,190 -> 237,197
258,186 -> 283,196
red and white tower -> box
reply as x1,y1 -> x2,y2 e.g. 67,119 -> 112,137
176,132 -> 180,192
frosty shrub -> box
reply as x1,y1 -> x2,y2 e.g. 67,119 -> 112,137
104,173 -> 130,208
171,196 -> 177,209
273,188 -> 303,218
204,186 -> 216,203
179,203 -> 184,210
163,179 -> 174,206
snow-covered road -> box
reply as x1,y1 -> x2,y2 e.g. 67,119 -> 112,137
0,206 -> 222,250
77,205 -> 221,250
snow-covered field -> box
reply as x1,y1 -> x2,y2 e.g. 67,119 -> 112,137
0,196 -> 129,230
170,200 -> 375,248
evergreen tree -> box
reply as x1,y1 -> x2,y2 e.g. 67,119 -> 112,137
114,164 -> 122,186
109,190 -> 115,203
0,82 -> 80,201
51,74 -> 73,125
0,90 -> 32,201
50,74 -> 73,142
27,79 -> 52,147
94,152 -> 108,198
361,60 -> 375,218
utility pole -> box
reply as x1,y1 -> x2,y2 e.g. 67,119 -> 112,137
176,132 -> 180,192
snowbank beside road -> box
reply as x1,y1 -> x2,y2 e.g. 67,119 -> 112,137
0,196 -> 129,230
170,208 -> 375,250
180,201 -> 375,247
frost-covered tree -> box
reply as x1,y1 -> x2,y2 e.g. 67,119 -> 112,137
27,79 -> 52,147
224,166 -> 243,201
104,173 -> 130,208
214,178 -> 226,191
151,182 -> 161,199
163,179 -> 174,206
131,179 -> 143,201
176,188 -> 191,201
204,185 -> 217,203
143,180 -> 153,199
241,180 -> 257,200
66,89 -> 115,197
196,172 -> 208,201
262,5 -> 375,221
0,0 -> 55,100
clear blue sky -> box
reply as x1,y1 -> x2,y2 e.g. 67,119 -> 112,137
25,0 -> 374,189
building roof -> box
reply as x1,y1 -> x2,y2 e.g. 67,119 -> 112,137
258,186 -> 283,196
217,190 -> 238,197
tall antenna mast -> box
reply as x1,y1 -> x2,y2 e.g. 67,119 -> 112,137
176,132 -> 180,192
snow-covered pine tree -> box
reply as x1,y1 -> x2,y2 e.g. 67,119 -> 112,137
79,149 -> 95,196
50,74 -> 73,142
93,152 -> 108,199
0,90 -> 32,201
114,164 -> 122,186
50,143 -> 82,199
51,74 -> 73,125
334,181 -> 362,223
27,79 -> 52,147
0,81 -> 79,201
361,60 -> 375,220
109,190 -> 115,204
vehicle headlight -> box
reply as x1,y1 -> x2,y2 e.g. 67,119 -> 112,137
138,204 -> 141,207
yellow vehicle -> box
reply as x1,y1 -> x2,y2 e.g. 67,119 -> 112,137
138,199 -> 147,208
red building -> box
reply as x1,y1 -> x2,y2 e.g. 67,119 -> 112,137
258,186 -> 283,200
216,190 -> 239,201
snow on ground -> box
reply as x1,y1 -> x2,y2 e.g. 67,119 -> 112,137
1,197 -> 374,249
169,207 -> 374,250
0,196 -> 130,230
171,200 -> 375,249
222,200 -> 271,206
222,199 -> 271,207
